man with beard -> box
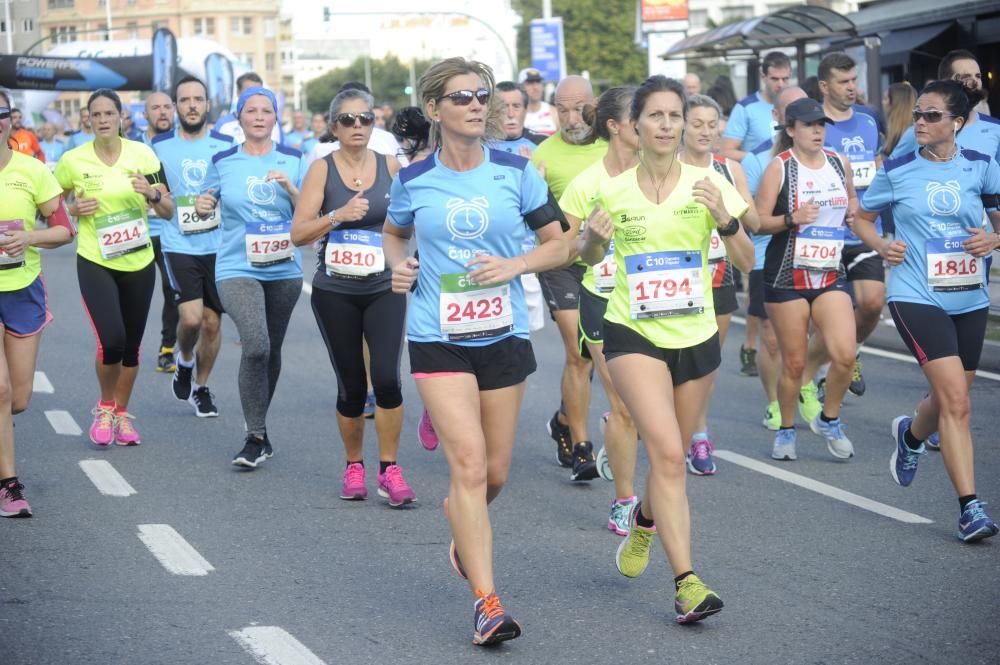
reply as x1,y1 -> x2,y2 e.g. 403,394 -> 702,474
7,109 -> 44,161
67,107 -> 94,149
531,75 -> 607,481
142,92 -> 181,374
150,76 -> 233,416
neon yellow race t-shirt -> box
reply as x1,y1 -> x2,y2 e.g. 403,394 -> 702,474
600,162 -> 749,349
54,139 -> 162,271
0,152 -> 64,291
531,133 -> 607,201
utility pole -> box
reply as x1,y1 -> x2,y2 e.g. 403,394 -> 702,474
4,0 -> 13,53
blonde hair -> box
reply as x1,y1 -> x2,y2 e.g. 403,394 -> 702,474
419,57 -> 502,148
883,82 -> 917,157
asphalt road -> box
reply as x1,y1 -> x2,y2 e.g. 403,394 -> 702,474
2,244 -> 998,665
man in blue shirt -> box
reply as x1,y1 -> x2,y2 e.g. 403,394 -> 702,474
141,91 -> 180,373
721,51 -> 793,162
38,123 -> 65,166
152,75 -> 234,417
66,108 -> 94,149
495,81 -> 547,156
283,110 -> 311,151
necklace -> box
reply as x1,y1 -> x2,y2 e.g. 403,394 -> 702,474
643,153 -> 675,203
923,144 -> 957,162
338,150 -> 369,188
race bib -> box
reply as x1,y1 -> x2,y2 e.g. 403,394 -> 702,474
324,229 -> 385,278
707,229 -> 727,263
625,250 -> 704,319
926,236 -> 983,292
594,240 -> 616,293
794,225 -> 844,271
95,207 -> 149,260
245,221 -> 294,267
0,220 -> 25,269
439,273 -> 513,341
851,160 -> 876,189
176,195 -> 219,235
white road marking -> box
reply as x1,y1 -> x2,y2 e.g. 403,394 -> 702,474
714,450 -> 933,525
45,410 -> 81,436
730,315 -> 1000,382
137,524 -> 215,576
229,626 -> 328,665
32,371 -> 54,394
78,460 -> 136,497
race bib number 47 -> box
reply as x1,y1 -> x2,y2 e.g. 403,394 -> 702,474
245,221 -> 294,267
439,273 -> 513,341
926,236 -> 983,292
625,250 -> 704,319
95,207 -> 149,260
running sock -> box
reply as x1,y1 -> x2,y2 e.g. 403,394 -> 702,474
191,383 -> 202,394
959,495 -> 978,512
98,399 -> 115,410
780,426 -> 795,432
635,503 -> 655,528
820,412 -> 837,424
379,460 -> 396,474
114,405 -> 128,416
674,571 -> 694,589
0,476 -> 16,487
178,354 -> 195,368
347,460 -> 364,468
692,431 -> 708,441
903,428 -> 924,450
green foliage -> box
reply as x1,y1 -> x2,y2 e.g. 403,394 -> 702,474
512,0 -> 648,89
303,55 -> 433,114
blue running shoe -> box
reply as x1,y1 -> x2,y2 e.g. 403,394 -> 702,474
686,436 -> 717,476
958,500 -> 999,543
889,415 -> 925,487
472,590 -> 522,646
771,428 -> 797,461
810,415 -> 854,459
926,431 -> 940,451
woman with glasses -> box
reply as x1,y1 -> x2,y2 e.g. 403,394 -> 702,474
0,89 -> 74,517
195,86 -> 306,469
853,81 -> 1000,542
384,57 -> 567,645
55,89 -> 172,448
754,97 -> 858,463
291,88 -> 414,506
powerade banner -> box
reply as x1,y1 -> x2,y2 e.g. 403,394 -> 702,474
0,28 -> 178,92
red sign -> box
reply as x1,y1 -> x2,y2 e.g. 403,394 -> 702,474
641,0 -> 688,22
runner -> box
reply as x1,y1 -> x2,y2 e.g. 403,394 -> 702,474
39,123 -> 66,167
196,86 -> 304,468
754,97 -> 858,462
214,72 -> 284,146
558,86 -> 642,523
741,86 -> 808,432
151,76 -> 233,417
305,82 -> 406,168
519,68 -> 558,136
7,110 -> 44,161
0,89 -> 75,517
853,80 -> 1000,542
532,75 -> 607,473
290,87 -> 415,507
66,107 -> 95,149
383,57 -> 567,645
141,92 -> 180,374
677,94 -> 758,474
55,89 -> 172,447
495,81 -> 548,156
578,75 -> 752,625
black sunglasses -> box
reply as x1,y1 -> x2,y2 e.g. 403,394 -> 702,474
335,112 -> 375,127
437,89 -> 491,106
911,109 -> 956,124
0,107 -> 9,120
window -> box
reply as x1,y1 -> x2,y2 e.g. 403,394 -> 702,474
126,22 -> 138,40
243,17 -> 253,34
238,53 -> 254,68
23,19 -> 34,32
48,0 -> 73,7
688,9 -> 708,29
151,20 -> 165,32
0,22 -> 7,34
720,5 -> 752,23
263,18 -> 275,38
194,17 -> 215,35
265,53 -> 275,71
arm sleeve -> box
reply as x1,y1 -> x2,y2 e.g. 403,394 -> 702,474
722,103 -> 748,141
860,167 -> 894,212
386,176 -> 414,227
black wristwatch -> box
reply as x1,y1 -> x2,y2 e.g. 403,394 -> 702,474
718,216 -> 740,237
147,189 -> 162,204
783,213 -> 795,229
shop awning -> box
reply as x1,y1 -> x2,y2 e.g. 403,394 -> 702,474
877,22 -> 951,67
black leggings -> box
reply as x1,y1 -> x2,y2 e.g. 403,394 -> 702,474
152,235 -> 178,348
77,255 -> 156,367
311,287 -> 406,418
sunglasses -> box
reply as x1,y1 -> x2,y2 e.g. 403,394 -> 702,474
437,89 -> 491,106
0,107 -> 9,120
911,109 -> 956,124
335,112 -> 375,127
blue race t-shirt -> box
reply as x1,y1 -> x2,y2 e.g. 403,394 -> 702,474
742,136 -> 775,270
387,146 -> 549,346
890,112 -> 1000,162
40,139 -> 65,164
203,142 -> 306,283
825,107 -> 883,243
723,92 -> 775,154
861,148 -> 1000,314
284,130 -> 311,151
151,129 -> 234,255
67,131 -> 94,149
495,136 -> 538,156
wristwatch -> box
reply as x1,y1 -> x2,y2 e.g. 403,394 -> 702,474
784,213 -> 795,229
327,209 -> 338,227
147,189 -> 162,204
718,216 -> 740,237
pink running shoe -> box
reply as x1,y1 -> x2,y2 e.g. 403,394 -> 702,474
377,464 -> 416,507
340,462 -> 368,500
89,403 -> 116,447
114,412 -> 142,446
0,479 -> 32,518
418,409 -> 439,451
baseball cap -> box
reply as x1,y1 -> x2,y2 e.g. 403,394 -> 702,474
518,68 -> 543,84
784,98 -> 832,126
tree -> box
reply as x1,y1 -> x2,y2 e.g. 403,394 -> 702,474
512,0 -> 647,89
304,55 -> 434,115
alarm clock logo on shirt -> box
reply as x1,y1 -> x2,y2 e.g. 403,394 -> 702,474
926,180 -> 961,216
445,196 -> 490,241
181,159 -> 208,190
246,176 -> 277,206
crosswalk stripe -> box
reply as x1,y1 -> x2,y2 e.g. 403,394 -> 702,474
78,460 -> 137,497
137,524 -> 215,576
45,410 -> 81,436
229,626 -> 328,665
33,371 -> 54,394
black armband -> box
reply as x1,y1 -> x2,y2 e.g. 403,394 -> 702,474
145,167 -> 169,191
524,189 -> 569,232
718,216 -> 740,237
982,192 -> 1000,211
